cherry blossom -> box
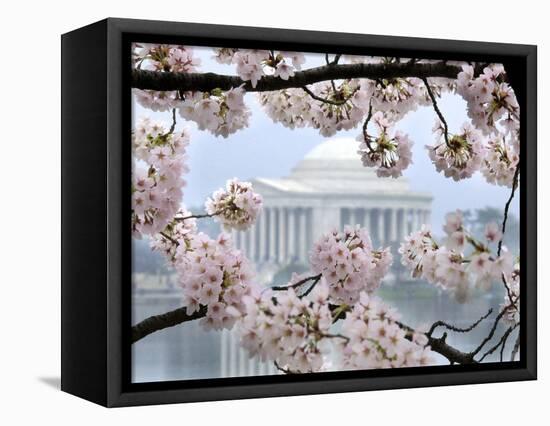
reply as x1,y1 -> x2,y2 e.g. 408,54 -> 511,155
456,64 -> 520,136
237,283 -> 333,373
131,117 -> 190,237
150,208 -> 197,263
132,43 -> 201,73
427,121 -> 485,181
339,292 -> 435,369
357,111 -> 414,178
258,88 -> 316,130
178,86 -> 251,137
129,47 -> 523,368
175,231 -> 257,330
481,134 -> 520,187
215,49 -> 306,88
399,210 -> 516,302
205,178 -> 263,231
309,226 -> 393,304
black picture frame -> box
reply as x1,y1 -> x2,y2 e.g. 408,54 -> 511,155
61,17 -> 537,407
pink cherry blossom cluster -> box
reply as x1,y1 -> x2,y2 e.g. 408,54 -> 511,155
340,292 -> 434,369
178,86 -> 251,137
132,88 -> 182,112
364,77 -> 434,120
258,81 -> 371,137
205,178 -> 263,231
149,208 -> 197,263
212,49 -> 305,87
238,283 -> 334,373
357,111 -> 414,178
307,80 -> 368,137
258,88 -> 313,129
481,135 -> 520,188
427,121 -> 485,181
132,43 -> 202,113
399,211 -> 515,302
131,117 -> 190,237
456,64 -> 520,136
309,226 -> 393,304
174,232 -> 257,331
133,43 -> 201,73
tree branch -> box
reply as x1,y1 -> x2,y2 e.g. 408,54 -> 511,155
478,323 -> 519,363
301,85 -> 357,106
426,308 -> 493,338
497,163 -> 520,256
131,305 -> 207,343
397,321 -> 477,364
132,61 -> 467,93
422,77 -> 450,147
271,273 -> 322,293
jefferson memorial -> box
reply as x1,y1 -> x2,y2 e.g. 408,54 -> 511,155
220,137 -> 433,378
231,137 -> 432,268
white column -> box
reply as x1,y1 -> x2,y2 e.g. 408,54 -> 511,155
389,208 -> 397,242
379,209 -> 386,245
221,330 -> 228,377
348,208 -> 357,227
373,209 -> 380,245
288,208 -> 296,261
229,330 -> 237,377
363,209 -> 371,234
279,208 -> 287,263
425,209 -> 431,226
269,208 -> 276,261
313,206 -> 340,240
299,209 -> 307,263
399,209 -> 409,240
248,356 -> 256,376
411,209 -> 418,232
259,211 -> 267,262
249,221 -> 256,261
239,348 -> 246,376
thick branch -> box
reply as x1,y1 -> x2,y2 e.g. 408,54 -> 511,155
132,62 -> 466,93
397,322 -> 476,364
131,305 -> 207,343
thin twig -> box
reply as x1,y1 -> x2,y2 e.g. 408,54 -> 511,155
271,273 -> 322,292
274,360 -> 295,374
301,85 -> 357,106
470,306 -> 512,356
159,231 -> 178,246
422,77 -> 450,148
299,275 -> 322,298
510,334 -> 521,361
168,108 -> 176,134
361,102 -> 374,152
426,308 -> 493,338
174,211 -> 219,221
478,323 -> 519,362
497,163 -> 520,256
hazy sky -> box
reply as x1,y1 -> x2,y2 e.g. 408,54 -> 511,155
133,46 -> 519,232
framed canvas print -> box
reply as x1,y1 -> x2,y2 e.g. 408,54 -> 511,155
61,18 -> 537,407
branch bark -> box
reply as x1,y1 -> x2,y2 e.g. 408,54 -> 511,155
131,305 -> 207,343
132,61 -> 468,93
397,321 -> 476,364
